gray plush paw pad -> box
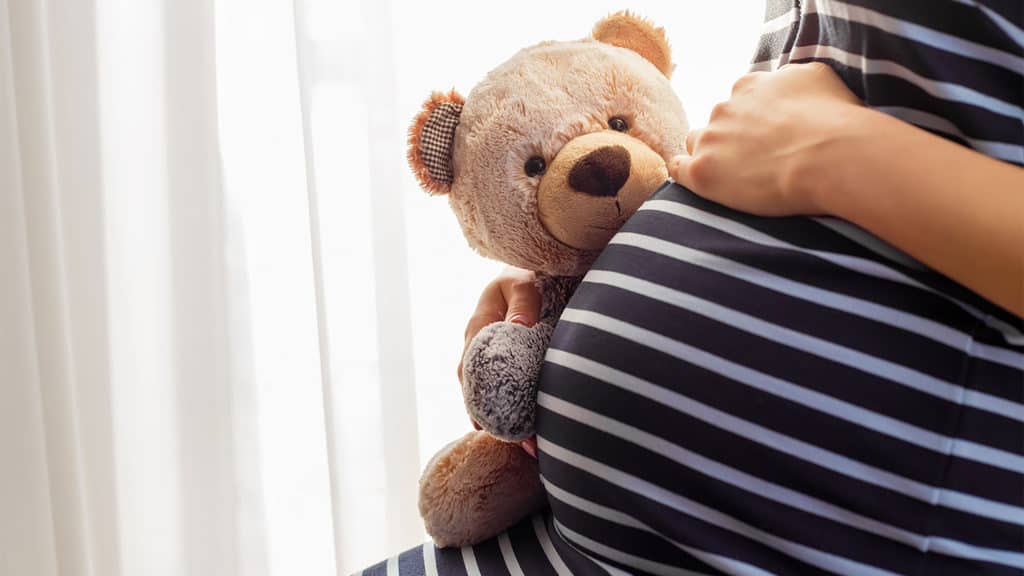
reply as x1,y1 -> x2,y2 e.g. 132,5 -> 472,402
461,321 -> 552,441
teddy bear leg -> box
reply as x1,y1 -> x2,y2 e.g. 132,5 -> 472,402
418,431 -> 546,548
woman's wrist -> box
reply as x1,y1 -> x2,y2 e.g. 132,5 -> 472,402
785,104 -> 886,217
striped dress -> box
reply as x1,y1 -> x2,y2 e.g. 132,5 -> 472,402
363,1 -> 1024,574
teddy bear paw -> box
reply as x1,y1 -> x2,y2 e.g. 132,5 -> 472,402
461,321 -> 553,441
419,431 -> 545,547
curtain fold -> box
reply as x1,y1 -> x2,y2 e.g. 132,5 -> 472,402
0,6 -> 62,575
6,0 -> 301,573
162,0 -> 240,574
3,0 -> 110,574
2,0 -> 426,573
304,0 -> 424,559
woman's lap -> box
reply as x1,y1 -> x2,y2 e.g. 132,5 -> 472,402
365,183 -> 1024,575
357,513 -> 608,576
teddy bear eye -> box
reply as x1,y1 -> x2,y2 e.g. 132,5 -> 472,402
608,116 -> 629,132
524,156 -> 547,177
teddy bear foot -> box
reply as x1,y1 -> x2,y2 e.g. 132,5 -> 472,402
419,430 -> 546,548
461,321 -> 553,442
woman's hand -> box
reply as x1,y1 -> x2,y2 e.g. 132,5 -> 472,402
460,266 -> 541,457
669,62 -> 862,216
671,62 -> 1023,318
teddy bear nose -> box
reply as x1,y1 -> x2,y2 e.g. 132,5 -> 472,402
568,145 -> 631,197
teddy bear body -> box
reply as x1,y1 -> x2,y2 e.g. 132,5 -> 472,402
407,12 -> 689,547
416,274 -> 579,547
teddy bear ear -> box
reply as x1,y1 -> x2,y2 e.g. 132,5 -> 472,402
408,90 -> 465,195
592,11 -> 673,78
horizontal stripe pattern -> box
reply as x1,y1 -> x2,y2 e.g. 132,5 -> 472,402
541,479 -> 775,576
783,42 -> 1021,121
569,264 -> 1024,470
647,192 -> 1024,346
805,0 -> 1024,73
542,336 -> 1024,526
558,306 -> 1024,475
360,515 -> 612,576
873,106 -> 1023,163
538,391 -> 1024,567
579,268 -> 1024,429
851,0 -> 1024,49
750,0 -> 1023,167
751,13 -> 1024,108
539,435 -> 905,576
528,182 -> 1023,575
637,198 -> 1024,353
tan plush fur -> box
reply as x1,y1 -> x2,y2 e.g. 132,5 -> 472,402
446,38 -> 688,276
537,130 -> 668,249
418,431 -> 544,547
593,11 -> 674,78
410,13 -> 689,547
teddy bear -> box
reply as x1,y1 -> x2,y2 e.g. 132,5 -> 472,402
406,11 -> 689,547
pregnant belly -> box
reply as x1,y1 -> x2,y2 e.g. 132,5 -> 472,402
534,182 -> 1024,575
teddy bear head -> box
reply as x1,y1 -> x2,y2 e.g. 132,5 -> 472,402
409,12 -> 689,276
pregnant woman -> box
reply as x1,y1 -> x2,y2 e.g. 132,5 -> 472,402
363,1 -> 1023,574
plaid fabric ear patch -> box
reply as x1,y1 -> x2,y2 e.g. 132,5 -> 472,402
419,101 -> 462,186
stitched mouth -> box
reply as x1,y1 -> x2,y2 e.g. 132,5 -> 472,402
587,224 -> 622,231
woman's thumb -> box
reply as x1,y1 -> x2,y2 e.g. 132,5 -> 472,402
669,154 -> 696,190
504,282 -> 541,327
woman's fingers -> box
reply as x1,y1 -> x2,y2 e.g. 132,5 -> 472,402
731,70 -> 766,95
460,268 -> 540,440
521,437 -> 538,459
668,154 -> 696,190
674,63 -> 862,216
500,276 -> 541,327
684,128 -> 701,155
463,310 -> 502,346
459,268 -> 538,384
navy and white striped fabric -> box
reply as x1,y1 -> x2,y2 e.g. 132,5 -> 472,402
752,0 -> 1023,165
364,1 -> 1023,574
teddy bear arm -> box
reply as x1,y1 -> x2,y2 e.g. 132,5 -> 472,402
461,275 -> 581,441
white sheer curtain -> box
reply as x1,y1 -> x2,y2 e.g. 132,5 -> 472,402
0,1 -> 761,575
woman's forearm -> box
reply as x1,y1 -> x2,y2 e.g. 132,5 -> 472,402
803,107 -> 1024,318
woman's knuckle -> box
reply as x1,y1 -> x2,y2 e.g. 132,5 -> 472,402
508,280 -> 537,299
710,101 -> 731,120
684,129 -> 700,153
731,72 -> 759,93
689,154 -> 716,185
464,313 -> 488,339
699,127 -> 720,146
805,61 -> 831,75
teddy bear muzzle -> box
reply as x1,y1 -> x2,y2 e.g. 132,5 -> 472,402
537,130 -> 669,251
568,145 -> 631,197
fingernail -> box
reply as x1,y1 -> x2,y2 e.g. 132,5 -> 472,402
508,314 -> 530,326
522,441 -> 537,459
